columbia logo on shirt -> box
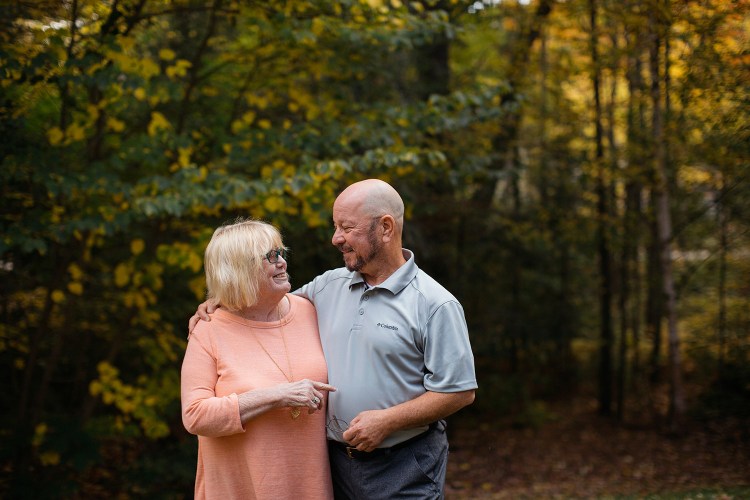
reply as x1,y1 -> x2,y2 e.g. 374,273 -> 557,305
377,323 -> 399,331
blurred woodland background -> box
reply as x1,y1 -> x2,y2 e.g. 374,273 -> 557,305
1,0 -> 748,498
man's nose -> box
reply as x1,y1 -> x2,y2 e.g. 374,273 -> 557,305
332,229 -> 344,246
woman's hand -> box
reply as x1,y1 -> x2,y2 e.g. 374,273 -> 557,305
238,379 -> 337,423
278,379 -> 337,414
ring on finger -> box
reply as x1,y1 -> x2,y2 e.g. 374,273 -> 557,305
312,396 -> 320,405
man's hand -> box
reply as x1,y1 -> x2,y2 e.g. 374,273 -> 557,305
341,409 -> 395,452
339,390 -> 476,451
187,300 -> 219,336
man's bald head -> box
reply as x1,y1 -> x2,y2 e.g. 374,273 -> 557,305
335,179 -> 404,233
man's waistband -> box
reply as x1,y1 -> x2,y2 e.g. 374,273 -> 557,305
328,422 -> 440,460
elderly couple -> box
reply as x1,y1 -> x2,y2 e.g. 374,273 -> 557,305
182,179 -> 477,499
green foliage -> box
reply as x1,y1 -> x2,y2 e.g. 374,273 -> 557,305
0,0 -> 509,494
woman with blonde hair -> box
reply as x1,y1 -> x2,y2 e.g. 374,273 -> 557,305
181,219 -> 335,499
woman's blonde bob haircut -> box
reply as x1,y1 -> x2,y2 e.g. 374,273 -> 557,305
204,218 -> 286,312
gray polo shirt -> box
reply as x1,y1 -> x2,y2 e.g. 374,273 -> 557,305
295,249 -> 477,447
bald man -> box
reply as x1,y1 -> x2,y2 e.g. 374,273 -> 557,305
190,179 -> 477,499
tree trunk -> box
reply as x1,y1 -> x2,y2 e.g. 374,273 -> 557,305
57,0 -> 79,132
646,210 -> 663,384
649,4 -> 685,431
716,176 -> 728,376
473,0 -> 555,209
602,27 -> 630,420
619,3 -> 648,421
624,2 -> 650,406
176,0 -> 223,134
508,148 -> 523,374
590,0 -> 613,416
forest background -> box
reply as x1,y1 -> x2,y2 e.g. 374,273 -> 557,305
1,0 -> 748,498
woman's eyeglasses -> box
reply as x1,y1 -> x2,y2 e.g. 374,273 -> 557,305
326,416 -> 349,441
263,248 -> 288,263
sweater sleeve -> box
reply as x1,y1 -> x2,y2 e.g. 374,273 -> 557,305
181,327 -> 245,437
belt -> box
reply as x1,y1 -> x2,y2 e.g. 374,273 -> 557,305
329,422 -> 438,460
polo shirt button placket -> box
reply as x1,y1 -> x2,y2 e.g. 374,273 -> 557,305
359,308 -> 364,315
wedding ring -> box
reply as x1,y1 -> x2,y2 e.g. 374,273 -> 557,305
312,397 -> 320,405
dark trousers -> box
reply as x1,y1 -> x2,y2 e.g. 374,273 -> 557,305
328,422 -> 448,500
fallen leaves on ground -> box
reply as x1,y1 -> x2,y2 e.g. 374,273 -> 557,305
446,398 -> 750,499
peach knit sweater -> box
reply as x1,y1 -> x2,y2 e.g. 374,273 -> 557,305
181,294 -> 333,500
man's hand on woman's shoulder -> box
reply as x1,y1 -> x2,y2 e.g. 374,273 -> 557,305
188,300 -> 219,335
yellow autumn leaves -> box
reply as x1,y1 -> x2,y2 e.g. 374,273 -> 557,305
52,239 -> 149,305
47,103 -> 174,146
46,41 -> 192,146
51,263 -> 85,304
89,361 -> 170,439
147,111 -> 171,137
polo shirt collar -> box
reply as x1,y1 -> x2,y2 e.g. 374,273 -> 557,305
349,249 -> 418,295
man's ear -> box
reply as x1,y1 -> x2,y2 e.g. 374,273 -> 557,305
380,215 -> 396,242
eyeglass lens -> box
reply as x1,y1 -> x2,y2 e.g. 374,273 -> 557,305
326,417 -> 348,440
265,248 -> 287,263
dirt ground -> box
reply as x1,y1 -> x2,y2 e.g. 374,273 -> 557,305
444,398 -> 750,499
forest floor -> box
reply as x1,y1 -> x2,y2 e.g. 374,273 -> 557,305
444,397 -> 750,499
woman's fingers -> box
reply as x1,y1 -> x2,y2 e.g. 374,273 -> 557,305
282,380 -> 329,412
312,381 -> 337,392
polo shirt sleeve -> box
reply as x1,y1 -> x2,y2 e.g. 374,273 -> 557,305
293,269 -> 339,305
422,300 -> 478,393
293,281 -> 312,301
293,272 -> 327,303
